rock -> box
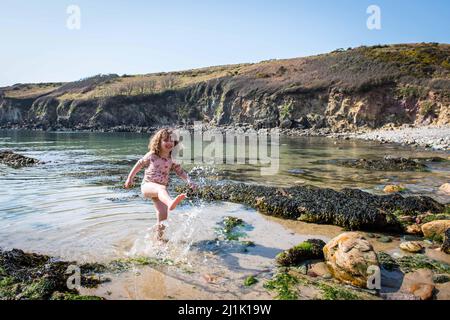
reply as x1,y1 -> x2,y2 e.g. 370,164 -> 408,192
336,157 -> 427,172
0,248 -> 105,300
378,236 -> 393,243
399,241 -> 424,253
323,232 -> 379,288
421,220 -> 450,241
435,282 -> 450,300
176,182 -> 445,232
405,283 -> 435,300
442,228 -> 450,254
406,224 -> 422,235
202,274 -> 218,283
432,274 -> 450,284
276,239 -> 326,266
400,269 -> 435,300
381,292 -> 420,300
399,215 -> 416,224
383,184 -> 406,193
287,169 -> 306,175
438,183 -> 450,195
0,150 -> 40,168
307,262 -> 331,278
280,119 -> 293,129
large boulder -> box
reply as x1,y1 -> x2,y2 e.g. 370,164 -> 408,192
421,220 -> 450,241
323,232 -> 379,288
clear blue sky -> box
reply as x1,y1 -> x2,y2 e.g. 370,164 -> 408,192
0,0 -> 449,86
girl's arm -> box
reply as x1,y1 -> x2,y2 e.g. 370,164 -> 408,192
125,162 -> 143,186
124,154 -> 150,188
172,161 -> 197,190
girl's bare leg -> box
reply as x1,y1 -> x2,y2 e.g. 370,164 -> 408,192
141,182 -> 186,211
152,198 -> 168,241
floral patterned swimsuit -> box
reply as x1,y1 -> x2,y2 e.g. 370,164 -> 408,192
138,152 -> 187,186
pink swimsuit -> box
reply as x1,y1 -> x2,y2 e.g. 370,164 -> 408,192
137,152 -> 188,186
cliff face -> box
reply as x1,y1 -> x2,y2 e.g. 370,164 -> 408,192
1,43 -> 449,131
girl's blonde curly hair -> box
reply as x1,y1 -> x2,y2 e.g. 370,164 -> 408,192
148,128 -> 179,157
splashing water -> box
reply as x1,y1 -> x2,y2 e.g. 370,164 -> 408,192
126,198 -> 209,265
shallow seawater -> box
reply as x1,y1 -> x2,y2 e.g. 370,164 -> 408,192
1,129 -> 449,299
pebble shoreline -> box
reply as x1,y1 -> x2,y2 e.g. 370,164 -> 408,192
349,126 -> 450,151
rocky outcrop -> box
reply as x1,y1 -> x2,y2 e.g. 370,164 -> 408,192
176,182 -> 445,231
0,150 -> 40,168
323,232 -> 379,288
332,156 -> 428,172
0,249 -> 104,300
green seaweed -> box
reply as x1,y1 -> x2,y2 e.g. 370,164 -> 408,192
109,256 -> 174,271
318,283 -> 359,300
377,252 -> 450,273
377,252 -> 399,271
215,216 -> 249,241
0,276 -> 17,299
263,272 -> 299,300
51,292 -> 104,300
243,275 -> 258,287
421,214 -> 450,224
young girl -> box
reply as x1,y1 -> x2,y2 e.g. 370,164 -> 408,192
124,128 -> 196,241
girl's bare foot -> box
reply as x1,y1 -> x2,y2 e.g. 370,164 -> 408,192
169,193 -> 186,211
156,238 -> 169,244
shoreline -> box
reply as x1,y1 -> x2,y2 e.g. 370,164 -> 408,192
341,125 -> 450,151
1,124 -> 449,152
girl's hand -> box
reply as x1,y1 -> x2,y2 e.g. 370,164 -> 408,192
188,182 -> 198,191
124,178 -> 134,189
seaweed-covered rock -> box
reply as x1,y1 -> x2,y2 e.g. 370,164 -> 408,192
176,182 -> 445,232
276,239 -> 326,266
323,232 -> 379,288
421,220 -> 450,241
377,252 -> 399,271
377,252 -> 450,274
442,228 -> 450,254
0,249 -> 104,300
336,156 -> 427,172
0,150 -> 40,168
